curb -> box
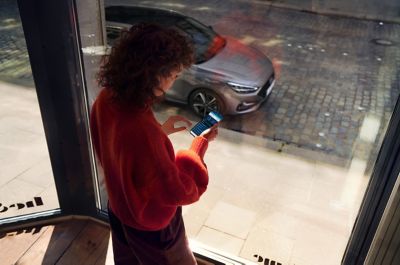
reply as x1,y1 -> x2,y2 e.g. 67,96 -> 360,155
238,0 -> 400,24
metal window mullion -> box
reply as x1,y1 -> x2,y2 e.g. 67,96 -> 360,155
16,0 -> 98,218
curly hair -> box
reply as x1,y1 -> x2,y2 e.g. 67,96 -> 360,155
97,23 -> 194,107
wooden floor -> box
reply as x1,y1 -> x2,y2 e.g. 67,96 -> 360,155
0,219 -> 216,265
0,219 -> 114,265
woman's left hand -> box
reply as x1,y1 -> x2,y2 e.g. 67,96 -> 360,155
161,115 -> 192,135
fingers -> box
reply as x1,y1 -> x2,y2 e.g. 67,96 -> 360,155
200,125 -> 219,141
184,120 -> 192,127
162,115 -> 193,135
168,115 -> 192,129
169,115 -> 189,122
173,126 -> 187,133
171,115 -> 192,127
210,124 -> 218,130
209,127 -> 218,141
200,128 -> 211,136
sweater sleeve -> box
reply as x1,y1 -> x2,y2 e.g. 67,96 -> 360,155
133,127 -> 209,207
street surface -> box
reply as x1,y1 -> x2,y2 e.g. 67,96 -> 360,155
0,1 -> 33,87
129,0 -> 400,163
2,0 -> 400,163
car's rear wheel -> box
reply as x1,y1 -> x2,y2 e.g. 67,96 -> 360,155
189,88 -> 225,117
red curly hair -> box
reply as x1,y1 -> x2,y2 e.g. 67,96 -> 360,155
97,23 -> 194,107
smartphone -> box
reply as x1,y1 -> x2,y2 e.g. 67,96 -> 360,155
190,111 -> 223,137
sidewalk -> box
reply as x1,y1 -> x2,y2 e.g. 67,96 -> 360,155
0,77 -> 369,264
155,111 -> 369,265
0,81 -> 58,219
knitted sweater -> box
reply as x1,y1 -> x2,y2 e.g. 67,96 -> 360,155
90,89 -> 209,230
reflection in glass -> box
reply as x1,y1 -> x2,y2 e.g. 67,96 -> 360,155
175,18 -> 226,63
80,1 -> 400,264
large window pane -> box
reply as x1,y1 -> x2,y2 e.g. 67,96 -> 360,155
79,1 -> 400,264
0,0 -> 59,221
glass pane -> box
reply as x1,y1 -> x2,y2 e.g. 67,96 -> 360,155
0,0 -> 59,221
80,1 -> 400,264
75,1 -> 108,211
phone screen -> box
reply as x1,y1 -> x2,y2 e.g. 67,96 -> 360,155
190,111 -> 223,137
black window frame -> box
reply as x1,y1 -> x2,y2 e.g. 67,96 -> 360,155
0,0 -> 107,231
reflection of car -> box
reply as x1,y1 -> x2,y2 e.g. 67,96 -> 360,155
105,5 -> 275,116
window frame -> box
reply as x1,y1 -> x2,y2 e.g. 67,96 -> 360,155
4,1 -> 400,265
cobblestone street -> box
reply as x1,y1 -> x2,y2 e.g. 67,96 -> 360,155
131,0 -> 400,163
2,0 -> 400,163
0,0 -> 33,87
216,6 -> 400,160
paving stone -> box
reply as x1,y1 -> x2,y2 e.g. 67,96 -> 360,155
2,0 -> 400,163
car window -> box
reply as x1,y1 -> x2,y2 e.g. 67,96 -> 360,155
135,16 -> 175,27
104,7 -> 226,64
175,18 -> 226,64
106,7 -> 178,26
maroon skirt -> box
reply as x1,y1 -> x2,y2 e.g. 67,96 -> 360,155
108,206 -> 197,265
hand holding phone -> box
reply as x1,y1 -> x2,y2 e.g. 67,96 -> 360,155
200,124 -> 218,141
190,111 -> 223,138
161,115 -> 192,135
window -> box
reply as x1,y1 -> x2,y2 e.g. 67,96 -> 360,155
77,1 -> 400,265
0,0 -> 59,224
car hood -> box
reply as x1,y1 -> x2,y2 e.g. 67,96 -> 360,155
195,36 -> 274,86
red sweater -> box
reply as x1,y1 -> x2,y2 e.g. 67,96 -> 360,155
90,89 -> 209,230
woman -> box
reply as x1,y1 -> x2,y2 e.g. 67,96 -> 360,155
90,23 -> 218,264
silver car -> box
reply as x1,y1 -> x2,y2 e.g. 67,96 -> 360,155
105,5 -> 275,116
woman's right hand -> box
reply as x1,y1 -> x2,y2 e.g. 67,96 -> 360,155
200,124 -> 218,142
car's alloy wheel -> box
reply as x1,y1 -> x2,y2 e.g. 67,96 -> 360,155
189,89 -> 224,117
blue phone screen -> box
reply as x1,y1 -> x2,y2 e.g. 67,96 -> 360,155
190,111 -> 223,136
